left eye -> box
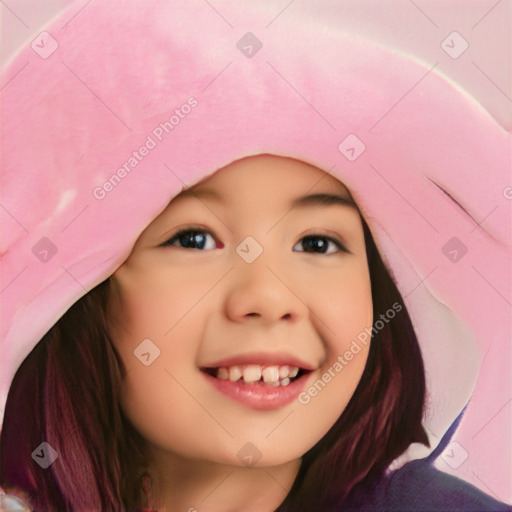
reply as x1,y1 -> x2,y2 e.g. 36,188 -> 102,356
292,234 -> 348,255
160,228 -> 348,254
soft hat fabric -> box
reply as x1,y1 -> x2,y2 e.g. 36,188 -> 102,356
0,0 -> 510,502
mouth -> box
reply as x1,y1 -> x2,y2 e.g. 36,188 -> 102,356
199,364 -> 312,387
199,363 -> 315,410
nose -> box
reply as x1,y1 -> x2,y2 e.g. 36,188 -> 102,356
224,255 -> 308,325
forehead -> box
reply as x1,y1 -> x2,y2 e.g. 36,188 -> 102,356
176,154 -> 351,204
132,154 -> 361,246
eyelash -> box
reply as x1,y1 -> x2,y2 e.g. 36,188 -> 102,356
160,227 -> 350,254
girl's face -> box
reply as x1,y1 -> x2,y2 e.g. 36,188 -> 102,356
109,154 -> 373,471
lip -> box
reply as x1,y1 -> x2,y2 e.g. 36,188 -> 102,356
201,369 -> 313,410
200,351 -> 316,371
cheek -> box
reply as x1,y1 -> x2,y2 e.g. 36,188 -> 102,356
109,268 -> 213,455
117,357 -> 215,461
108,265 -> 209,382
110,263 -> 205,339
310,260 -> 373,341
303,260 -> 372,406
298,268 -> 373,432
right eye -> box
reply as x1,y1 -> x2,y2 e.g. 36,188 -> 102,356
160,228 -> 219,250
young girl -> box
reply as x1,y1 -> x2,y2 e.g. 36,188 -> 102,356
1,2 -> 510,511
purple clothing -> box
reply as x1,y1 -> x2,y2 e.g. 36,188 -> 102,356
342,405 -> 512,511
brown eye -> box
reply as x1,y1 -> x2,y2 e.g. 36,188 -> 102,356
160,228 -> 218,250
293,234 -> 349,255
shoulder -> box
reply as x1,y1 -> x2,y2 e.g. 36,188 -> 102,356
339,458 -> 512,511
340,407 -> 511,512
380,458 -> 512,512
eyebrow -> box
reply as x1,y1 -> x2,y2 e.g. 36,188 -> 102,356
291,193 -> 358,210
177,189 -> 358,210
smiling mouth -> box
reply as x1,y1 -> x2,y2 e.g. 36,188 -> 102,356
200,365 -> 311,387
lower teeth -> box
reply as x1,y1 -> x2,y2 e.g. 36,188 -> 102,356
238,379 -> 291,386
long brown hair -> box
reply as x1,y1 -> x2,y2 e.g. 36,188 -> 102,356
0,279 -> 148,511
0,219 -> 429,511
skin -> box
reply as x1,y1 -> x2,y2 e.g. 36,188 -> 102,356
107,154 -> 373,512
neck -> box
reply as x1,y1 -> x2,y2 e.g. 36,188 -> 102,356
143,448 -> 301,512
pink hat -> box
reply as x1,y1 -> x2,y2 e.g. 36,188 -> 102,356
1,0 -> 510,502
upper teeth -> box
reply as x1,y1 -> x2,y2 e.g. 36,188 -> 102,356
216,365 -> 300,386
